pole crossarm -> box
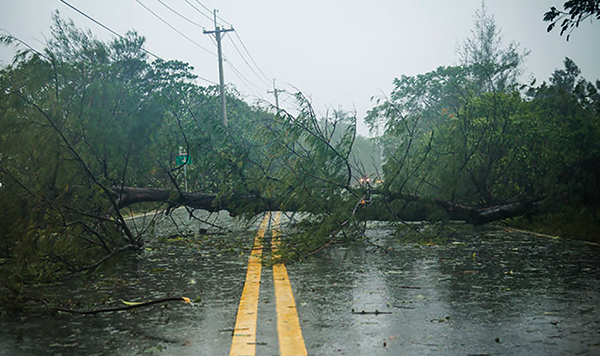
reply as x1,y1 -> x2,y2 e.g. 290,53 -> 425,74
268,78 -> 286,113
202,28 -> 234,35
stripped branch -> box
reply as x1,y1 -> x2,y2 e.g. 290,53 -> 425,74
55,296 -> 193,315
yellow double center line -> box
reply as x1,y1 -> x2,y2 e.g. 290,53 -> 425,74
229,212 -> 308,356
228,213 -> 269,355
271,212 -> 308,356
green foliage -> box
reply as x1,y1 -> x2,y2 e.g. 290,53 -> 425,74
368,6 -> 600,227
523,61 -> 600,206
458,3 -> 529,93
3,5 -> 599,308
0,13 -> 371,293
222,95 -> 372,259
505,206 -> 600,242
235,94 -> 357,213
545,0 -> 600,40
0,14 -> 227,289
370,57 -> 599,218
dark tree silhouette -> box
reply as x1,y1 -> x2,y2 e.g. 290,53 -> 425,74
544,0 -> 600,40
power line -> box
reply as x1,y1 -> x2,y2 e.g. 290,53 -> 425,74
154,0 -> 205,29
57,0 -> 216,85
215,13 -> 233,28
194,0 -> 213,16
233,32 -> 271,83
226,61 -> 260,97
136,0 -> 214,56
207,37 -> 268,95
135,0 -> 215,56
201,9 -> 268,119
202,11 -> 273,94
58,0 -> 163,59
194,0 -> 231,27
183,0 -> 214,23
193,7 -> 273,93
206,35 -> 267,95
226,35 -> 270,87
226,59 -> 267,97
59,0 -> 277,97
268,79 -> 286,112
183,1 -> 272,96
189,0 -> 232,28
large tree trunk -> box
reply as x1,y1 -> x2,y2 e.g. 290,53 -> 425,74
382,192 -> 541,225
112,186 -> 268,215
112,186 -> 540,224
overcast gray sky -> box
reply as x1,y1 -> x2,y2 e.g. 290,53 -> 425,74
1,0 -> 598,136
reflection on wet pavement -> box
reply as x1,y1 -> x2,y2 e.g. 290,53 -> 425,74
292,224 -> 600,355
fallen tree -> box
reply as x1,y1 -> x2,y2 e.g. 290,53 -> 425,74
111,186 -> 542,225
3,11 -> 599,312
111,186 -> 273,215
378,192 -> 542,225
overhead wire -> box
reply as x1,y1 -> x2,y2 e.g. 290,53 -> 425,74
233,32 -> 271,84
193,0 -> 213,16
126,0 -> 275,102
184,0 -> 214,23
199,15 -> 271,103
181,0 -> 276,101
227,60 -> 266,100
226,35 -> 271,87
205,35 -> 263,97
154,0 -> 205,29
58,0 -> 161,59
59,0 -> 294,114
204,8 -> 276,102
192,0 -> 232,28
57,0 -> 216,84
230,61 -> 267,93
135,0 -> 215,56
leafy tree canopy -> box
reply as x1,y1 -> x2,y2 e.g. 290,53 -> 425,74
367,6 -> 600,224
0,13 -> 371,293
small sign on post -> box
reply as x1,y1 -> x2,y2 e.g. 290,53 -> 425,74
175,154 -> 192,166
176,147 -> 192,191
176,146 -> 193,166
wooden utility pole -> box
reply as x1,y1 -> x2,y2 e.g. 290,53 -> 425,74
204,10 -> 234,127
268,79 -> 285,113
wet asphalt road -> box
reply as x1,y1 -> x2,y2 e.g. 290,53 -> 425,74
1,210 -> 599,355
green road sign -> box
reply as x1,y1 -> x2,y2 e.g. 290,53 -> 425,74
176,154 -> 192,166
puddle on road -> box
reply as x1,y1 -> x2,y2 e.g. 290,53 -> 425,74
1,214 -> 599,355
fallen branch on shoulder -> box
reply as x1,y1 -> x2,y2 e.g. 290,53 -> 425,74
55,296 -> 193,315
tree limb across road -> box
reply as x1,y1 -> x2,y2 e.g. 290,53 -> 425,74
112,186 -> 541,225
